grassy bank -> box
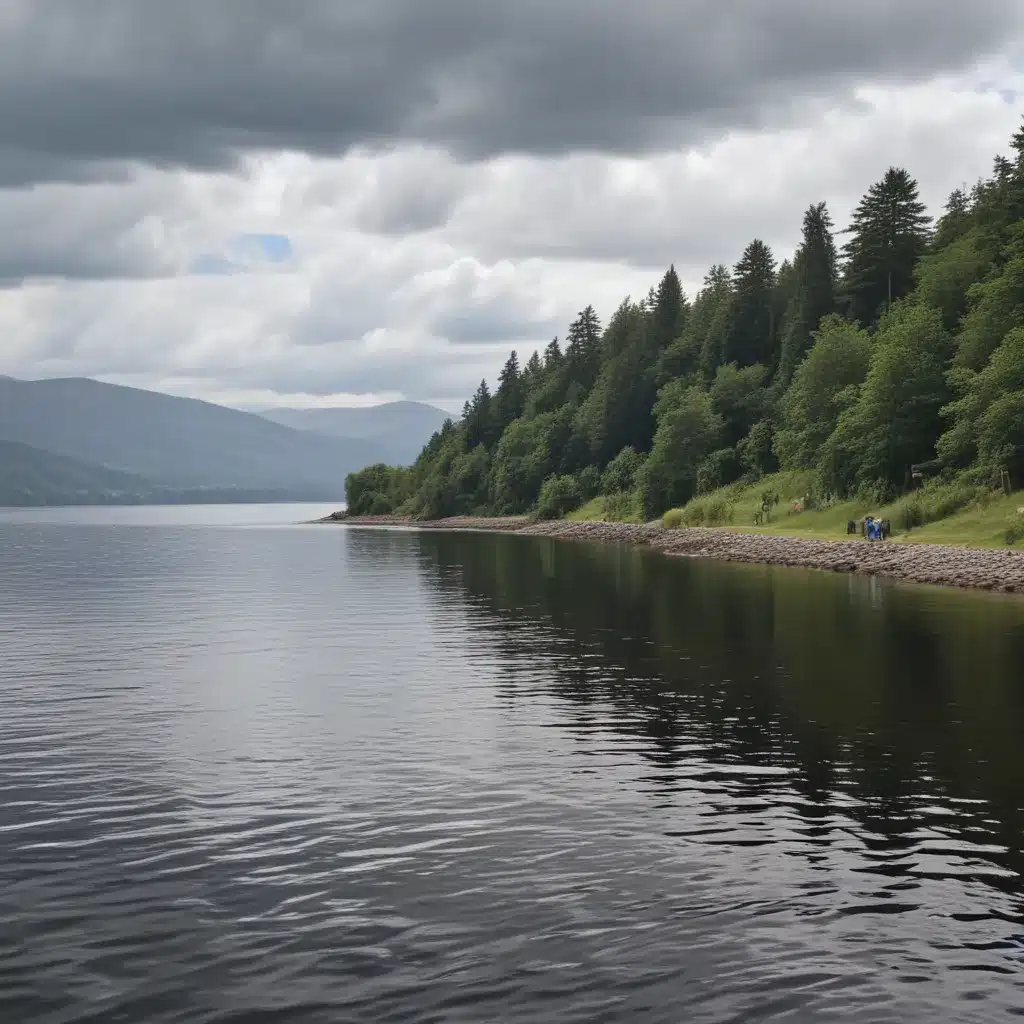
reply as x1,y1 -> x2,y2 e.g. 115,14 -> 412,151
663,472 -> 1024,549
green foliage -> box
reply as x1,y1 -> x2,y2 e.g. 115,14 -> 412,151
914,227 -> 991,330
819,302 -> 951,496
345,463 -> 414,515
602,490 -> 643,522
954,229 -> 1024,370
726,239 -> 778,368
777,202 -> 838,383
939,327 -> 1024,481
344,118 -> 1024,531
841,167 -> 931,327
601,445 -> 645,495
1005,510 -> 1024,546
888,479 -> 995,534
774,315 -> 871,471
535,474 -> 584,520
638,383 -> 724,518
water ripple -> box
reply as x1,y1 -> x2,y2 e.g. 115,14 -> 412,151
1,511 -> 1023,1021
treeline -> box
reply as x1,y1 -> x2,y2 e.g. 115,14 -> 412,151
347,121 -> 1024,521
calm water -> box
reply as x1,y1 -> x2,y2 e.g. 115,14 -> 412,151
2,504 -> 1024,1022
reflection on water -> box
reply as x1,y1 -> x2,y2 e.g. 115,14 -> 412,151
1,513 -> 1023,1022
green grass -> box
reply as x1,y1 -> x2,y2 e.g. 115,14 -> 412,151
663,471 -> 1024,549
567,491 -> 643,523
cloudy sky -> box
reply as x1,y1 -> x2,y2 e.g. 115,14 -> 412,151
1,1 -> 1023,414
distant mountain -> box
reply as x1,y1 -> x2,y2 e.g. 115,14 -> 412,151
0,377 -> 385,500
0,439 -> 321,507
0,438 -> 155,506
257,401 -> 451,466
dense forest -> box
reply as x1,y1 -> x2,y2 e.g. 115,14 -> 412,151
346,121 -> 1024,522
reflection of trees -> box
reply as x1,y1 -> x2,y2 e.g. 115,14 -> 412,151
412,531 -> 1024,884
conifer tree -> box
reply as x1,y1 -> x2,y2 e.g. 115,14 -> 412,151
463,379 -> 493,449
841,167 -> 931,326
777,202 -> 838,384
493,351 -> 524,432
648,265 -> 687,353
726,239 -> 777,367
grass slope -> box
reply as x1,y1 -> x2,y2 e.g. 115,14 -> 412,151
664,471 -> 1024,549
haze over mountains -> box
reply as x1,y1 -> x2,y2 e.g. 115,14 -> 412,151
256,402 -> 450,467
0,377 -> 448,506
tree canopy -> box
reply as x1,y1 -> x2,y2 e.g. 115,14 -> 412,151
347,121 -> 1024,521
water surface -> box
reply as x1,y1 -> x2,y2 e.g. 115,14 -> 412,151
1,505 -> 1023,1022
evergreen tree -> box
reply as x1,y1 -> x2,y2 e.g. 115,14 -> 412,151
777,202 -> 838,384
726,239 -> 778,367
695,265 -> 733,378
841,167 -> 931,326
493,351 -> 524,432
648,265 -> 687,353
544,337 -> 564,368
931,188 -> 973,250
565,305 -> 602,394
463,379 -> 494,450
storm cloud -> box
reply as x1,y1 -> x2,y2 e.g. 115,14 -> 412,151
0,3 -> 1022,407
1,0 -> 1022,184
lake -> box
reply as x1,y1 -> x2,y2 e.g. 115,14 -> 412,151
1,504 -> 1023,1022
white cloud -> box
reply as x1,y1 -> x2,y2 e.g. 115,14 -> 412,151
1,58 -> 1022,410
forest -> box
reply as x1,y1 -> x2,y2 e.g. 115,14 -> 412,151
346,120 -> 1024,525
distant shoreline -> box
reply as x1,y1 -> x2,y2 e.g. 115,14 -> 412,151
317,512 -> 1024,594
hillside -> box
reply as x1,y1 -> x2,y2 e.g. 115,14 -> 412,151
0,439 -> 155,506
0,377 -> 384,499
257,401 -> 450,466
344,120 -> 1024,529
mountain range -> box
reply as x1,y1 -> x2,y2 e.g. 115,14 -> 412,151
0,376 -> 450,506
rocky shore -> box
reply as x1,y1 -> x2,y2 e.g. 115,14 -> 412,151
318,512 -> 1024,593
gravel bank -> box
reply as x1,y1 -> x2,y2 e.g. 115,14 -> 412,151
317,513 -> 1024,593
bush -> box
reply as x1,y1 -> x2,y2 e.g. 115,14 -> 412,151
1005,511 -> 1024,546
678,495 -> 735,527
577,464 -> 601,500
663,508 -> 683,529
889,478 -> 994,533
603,490 -> 641,522
696,447 -> 740,495
535,474 -> 584,520
601,446 -> 645,495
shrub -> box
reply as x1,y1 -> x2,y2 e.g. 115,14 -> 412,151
890,478 -> 994,533
1005,511 -> 1024,546
601,446 -> 645,495
535,474 -> 584,520
603,490 -> 641,522
677,495 -> 735,527
663,508 -> 683,529
577,465 -> 601,500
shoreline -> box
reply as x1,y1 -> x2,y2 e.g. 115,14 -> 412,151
317,512 -> 1024,594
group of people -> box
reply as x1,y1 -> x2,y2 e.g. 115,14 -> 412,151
847,516 -> 889,540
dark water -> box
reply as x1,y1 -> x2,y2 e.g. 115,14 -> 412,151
2,505 -> 1024,1023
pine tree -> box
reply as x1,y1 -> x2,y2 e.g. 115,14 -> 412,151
543,337 -> 564,369
648,265 -> 687,352
463,379 -> 493,449
696,265 -> 733,379
565,305 -> 602,394
726,239 -> 777,367
931,188 -> 973,250
493,351 -> 524,432
777,202 -> 838,384
840,167 -> 931,327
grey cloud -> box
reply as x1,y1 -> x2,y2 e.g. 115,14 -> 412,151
0,176 -> 182,283
1,0 -> 1020,185
431,299 -> 556,345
